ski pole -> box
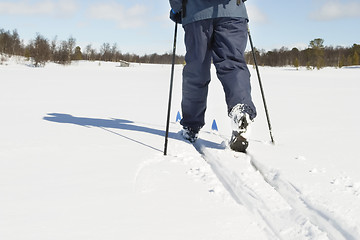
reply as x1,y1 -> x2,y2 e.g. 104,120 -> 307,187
247,25 -> 275,144
164,22 -> 178,155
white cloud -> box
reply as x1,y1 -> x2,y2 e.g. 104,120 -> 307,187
246,4 -> 268,23
88,3 -> 147,29
0,0 -> 77,17
311,1 -> 360,21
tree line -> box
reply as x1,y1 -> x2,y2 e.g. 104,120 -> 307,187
0,28 -> 184,67
245,38 -> 360,69
1,28 -> 359,69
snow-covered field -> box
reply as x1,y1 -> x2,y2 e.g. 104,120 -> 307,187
1,56 -> 360,239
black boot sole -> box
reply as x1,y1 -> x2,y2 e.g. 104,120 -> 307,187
229,133 -> 248,153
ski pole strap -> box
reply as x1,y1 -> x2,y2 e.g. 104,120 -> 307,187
182,0 -> 187,18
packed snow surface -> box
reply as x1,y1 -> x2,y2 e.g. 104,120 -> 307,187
1,56 -> 360,239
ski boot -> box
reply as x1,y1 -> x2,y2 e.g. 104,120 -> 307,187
229,104 -> 251,153
182,126 -> 199,143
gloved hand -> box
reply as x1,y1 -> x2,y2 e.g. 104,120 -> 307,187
170,9 -> 182,24
237,0 -> 247,5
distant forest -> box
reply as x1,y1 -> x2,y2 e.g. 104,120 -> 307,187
1,28 -> 359,69
247,39 -> 360,70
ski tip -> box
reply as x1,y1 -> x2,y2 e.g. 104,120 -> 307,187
176,111 -> 182,122
211,119 -> 218,131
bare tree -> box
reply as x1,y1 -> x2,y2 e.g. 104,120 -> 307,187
85,44 -> 93,61
54,40 -> 71,65
28,33 -> 51,67
67,36 -> 76,60
100,42 -> 111,61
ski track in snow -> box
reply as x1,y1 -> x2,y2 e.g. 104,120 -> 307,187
192,134 -> 360,240
249,156 -> 360,240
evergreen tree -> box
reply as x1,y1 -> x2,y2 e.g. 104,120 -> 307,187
294,57 -> 299,70
309,38 -> 325,69
74,46 -> 83,60
352,51 -> 359,66
347,55 -> 352,66
338,54 -> 345,68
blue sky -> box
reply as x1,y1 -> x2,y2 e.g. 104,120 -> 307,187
0,0 -> 359,55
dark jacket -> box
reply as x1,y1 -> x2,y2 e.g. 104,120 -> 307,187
169,0 -> 248,25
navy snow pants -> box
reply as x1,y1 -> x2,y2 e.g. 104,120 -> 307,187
180,17 -> 257,130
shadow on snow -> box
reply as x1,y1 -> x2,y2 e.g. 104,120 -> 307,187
43,113 -> 224,152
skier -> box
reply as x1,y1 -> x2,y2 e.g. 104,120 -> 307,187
169,0 -> 256,152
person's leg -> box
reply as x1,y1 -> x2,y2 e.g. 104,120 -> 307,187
181,20 -> 214,130
212,17 -> 257,120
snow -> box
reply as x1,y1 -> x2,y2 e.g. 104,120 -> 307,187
1,55 -> 360,239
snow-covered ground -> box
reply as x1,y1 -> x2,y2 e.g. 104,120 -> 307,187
1,56 -> 360,239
